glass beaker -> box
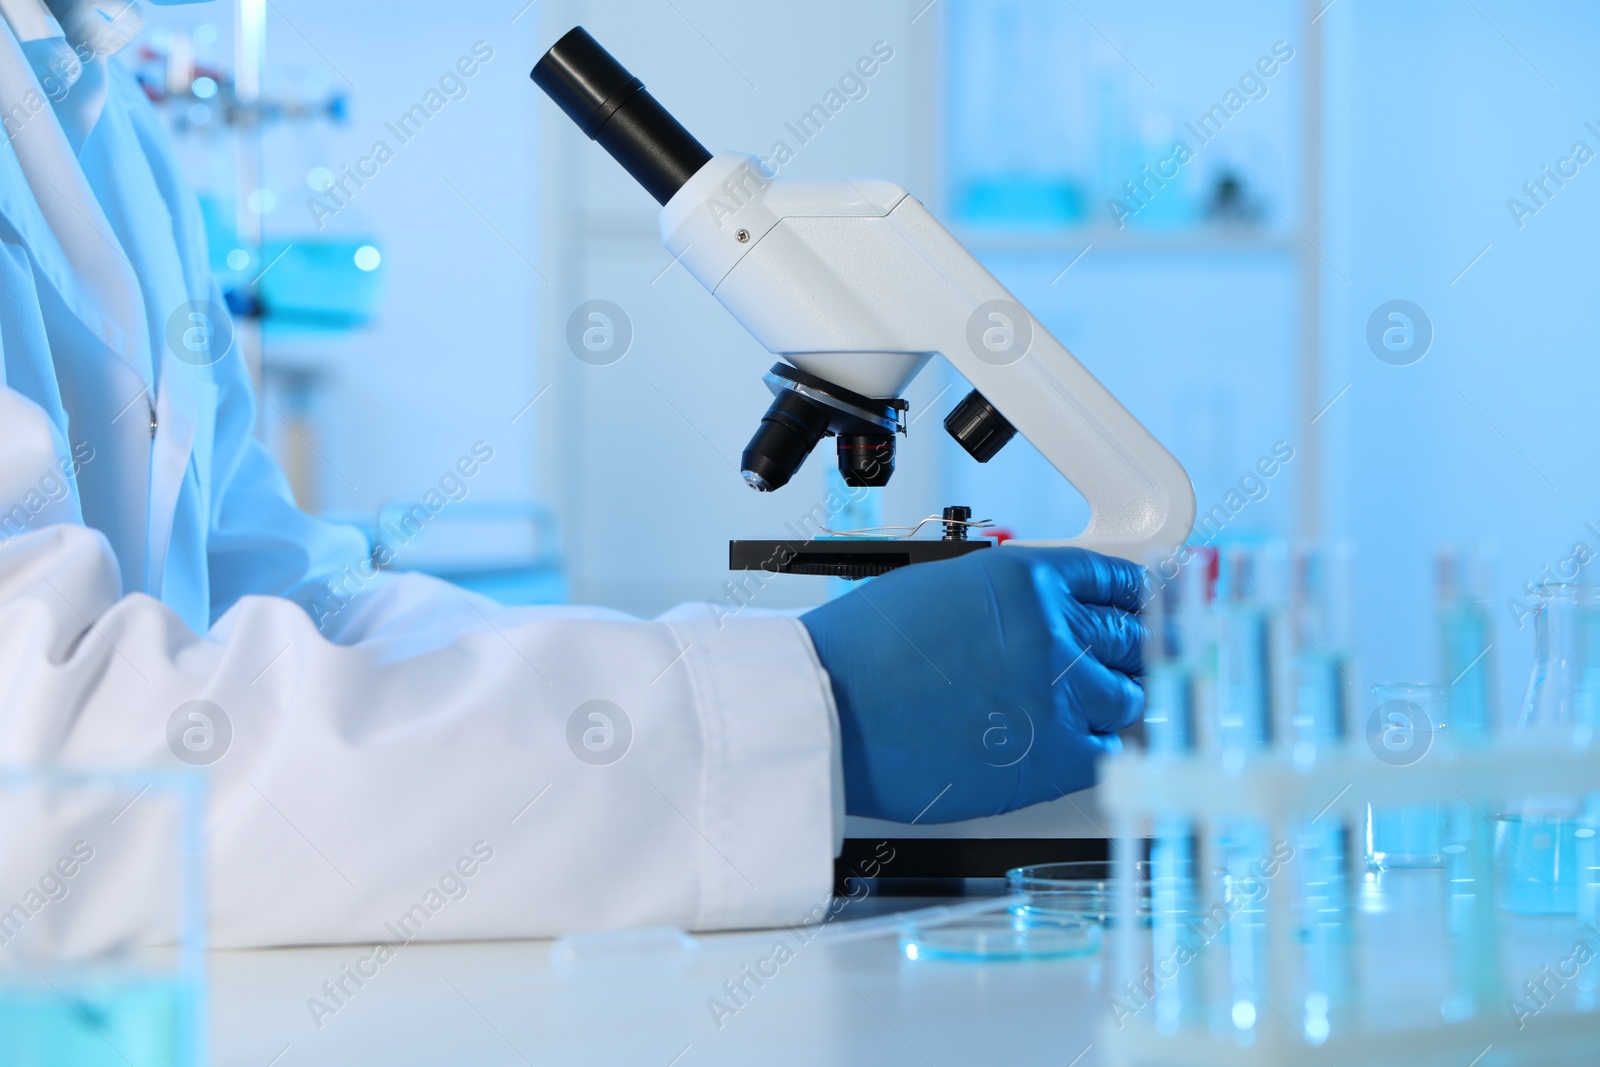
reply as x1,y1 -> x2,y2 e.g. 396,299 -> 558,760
1365,683 -> 1449,868
0,768 -> 206,1066
1513,581 -> 1600,733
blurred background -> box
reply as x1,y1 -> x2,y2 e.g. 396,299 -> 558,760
131,0 -> 1599,725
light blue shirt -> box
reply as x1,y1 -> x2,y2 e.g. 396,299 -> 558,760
0,45 -> 369,633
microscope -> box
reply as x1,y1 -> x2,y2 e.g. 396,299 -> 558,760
533,28 -> 1196,883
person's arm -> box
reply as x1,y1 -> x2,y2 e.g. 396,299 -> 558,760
0,388 -> 839,947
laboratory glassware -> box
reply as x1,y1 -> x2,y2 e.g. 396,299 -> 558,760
1498,582 -> 1600,915
0,768 -> 206,1067
1364,682 -> 1450,869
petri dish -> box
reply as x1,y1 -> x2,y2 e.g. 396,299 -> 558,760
900,912 -> 1102,962
1007,860 -> 1153,925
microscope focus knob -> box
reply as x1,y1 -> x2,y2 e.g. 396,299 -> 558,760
944,389 -> 1017,464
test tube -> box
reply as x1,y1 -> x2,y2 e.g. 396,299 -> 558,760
1213,544 -> 1287,754
1288,546 -> 1357,1041
1290,544 -> 1355,756
1433,546 -> 1503,1016
1436,544 -> 1497,747
1142,546 -> 1209,758
1140,547 -> 1209,1034
1209,546 -> 1288,1044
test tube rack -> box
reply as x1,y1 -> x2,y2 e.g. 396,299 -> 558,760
1097,733 -> 1600,1066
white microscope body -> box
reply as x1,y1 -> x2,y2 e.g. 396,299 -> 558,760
659,155 -> 1195,561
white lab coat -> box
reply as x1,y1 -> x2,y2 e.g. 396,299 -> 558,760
0,14 -> 839,947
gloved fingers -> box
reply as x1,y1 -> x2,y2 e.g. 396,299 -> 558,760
1068,604 -> 1148,675
1055,651 -> 1145,734
1024,728 -> 1120,803
1028,547 -> 1146,611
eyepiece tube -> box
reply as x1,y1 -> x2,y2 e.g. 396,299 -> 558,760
531,27 -> 713,205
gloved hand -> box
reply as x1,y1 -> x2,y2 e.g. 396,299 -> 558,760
801,546 -> 1146,824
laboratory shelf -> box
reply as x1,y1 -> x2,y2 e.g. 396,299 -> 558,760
951,224 -> 1302,258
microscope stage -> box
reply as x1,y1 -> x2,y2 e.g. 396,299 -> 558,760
728,537 -> 991,580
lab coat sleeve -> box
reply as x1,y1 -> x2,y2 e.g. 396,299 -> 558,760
0,390 -> 841,947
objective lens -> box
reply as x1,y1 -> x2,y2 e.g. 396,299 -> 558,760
740,390 -> 830,492
836,435 -> 895,487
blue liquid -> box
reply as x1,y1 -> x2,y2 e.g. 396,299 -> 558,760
1367,805 -> 1447,868
1144,665 -> 1195,756
0,975 -> 200,1067
1440,604 -> 1494,745
1149,816 -> 1203,1034
954,176 -> 1087,227
1297,819 -> 1350,1036
1496,815 -> 1580,915
1217,606 -> 1272,751
1218,821 -> 1268,1040
1444,812 -> 1500,1020
1293,655 -> 1345,746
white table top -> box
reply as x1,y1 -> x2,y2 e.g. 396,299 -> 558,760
209,856 -> 1600,1067
210,898 -> 1103,1067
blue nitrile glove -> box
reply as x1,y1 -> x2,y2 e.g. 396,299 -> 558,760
800,546 -> 1147,824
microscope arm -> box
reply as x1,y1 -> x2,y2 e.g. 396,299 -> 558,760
660,154 -> 1197,561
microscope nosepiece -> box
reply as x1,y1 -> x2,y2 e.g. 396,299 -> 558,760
740,364 -> 909,492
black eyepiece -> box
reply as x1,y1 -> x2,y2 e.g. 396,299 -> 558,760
741,389 -> 831,492
531,27 -> 713,205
